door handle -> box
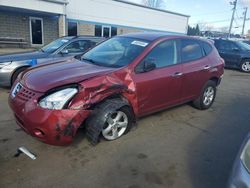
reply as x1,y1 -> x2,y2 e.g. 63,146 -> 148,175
172,72 -> 183,77
204,65 -> 211,70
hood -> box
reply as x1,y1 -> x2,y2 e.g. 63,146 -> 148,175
21,58 -> 118,92
0,51 -> 48,63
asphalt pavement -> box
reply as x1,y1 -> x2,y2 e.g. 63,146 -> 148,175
0,69 -> 250,188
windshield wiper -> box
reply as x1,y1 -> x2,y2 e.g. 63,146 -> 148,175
81,57 -> 97,64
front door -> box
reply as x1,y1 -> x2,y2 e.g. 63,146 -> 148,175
30,17 -> 43,45
102,26 -> 111,38
133,39 -> 183,116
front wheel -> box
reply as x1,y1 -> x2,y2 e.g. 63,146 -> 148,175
86,99 -> 134,144
240,60 -> 250,73
193,80 -> 217,110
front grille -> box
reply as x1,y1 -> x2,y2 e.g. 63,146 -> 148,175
16,86 -> 36,101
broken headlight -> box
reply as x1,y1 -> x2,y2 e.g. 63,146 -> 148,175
39,88 -> 78,110
240,138 -> 250,174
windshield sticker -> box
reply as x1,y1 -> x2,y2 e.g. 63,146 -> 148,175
131,41 -> 148,47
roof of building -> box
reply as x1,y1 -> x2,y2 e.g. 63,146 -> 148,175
113,0 -> 190,18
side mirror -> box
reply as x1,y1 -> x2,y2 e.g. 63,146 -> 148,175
60,49 -> 69,55
144,59 -> 156,72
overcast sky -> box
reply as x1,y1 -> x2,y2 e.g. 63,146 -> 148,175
126,0 -> 250,34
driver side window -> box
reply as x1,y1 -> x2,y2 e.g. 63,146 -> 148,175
144,40 -> 178,68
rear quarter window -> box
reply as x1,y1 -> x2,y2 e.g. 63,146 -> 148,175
202,41 -> 213,55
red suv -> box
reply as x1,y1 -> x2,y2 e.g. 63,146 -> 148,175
9,33 -> 224,146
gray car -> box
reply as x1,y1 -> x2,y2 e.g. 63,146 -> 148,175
228,133 -> 250,188
0,36 -> 105,87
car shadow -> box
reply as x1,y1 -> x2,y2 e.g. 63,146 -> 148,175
187,94 -> 250,188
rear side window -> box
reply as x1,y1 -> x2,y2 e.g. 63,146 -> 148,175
181,39 -> 203,62
214,40 -> 238,51
202,41 -> 213,55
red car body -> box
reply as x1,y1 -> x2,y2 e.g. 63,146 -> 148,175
9,33 -> 224,146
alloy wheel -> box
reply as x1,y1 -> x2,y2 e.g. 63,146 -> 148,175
102,111 -> 128,140
242,61 -> 250,72
203,86 -> 215,106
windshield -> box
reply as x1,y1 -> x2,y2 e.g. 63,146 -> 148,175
41,38 -> 72,53
81,37 -> 149,68
237,41 -> 250,51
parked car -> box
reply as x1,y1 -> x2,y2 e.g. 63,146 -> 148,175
9,32 -> 224,146
242,40 -> 250,46
228,133 -> 250,188
0,36 -> 105,87
214,39 -> 250,73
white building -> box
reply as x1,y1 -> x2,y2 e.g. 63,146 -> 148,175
0,0 -> 189,47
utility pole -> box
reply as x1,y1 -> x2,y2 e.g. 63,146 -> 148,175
242,7 -> 248,36
228,0 -> 238,38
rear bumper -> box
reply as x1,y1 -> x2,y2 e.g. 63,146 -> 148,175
9,92 -> 91,146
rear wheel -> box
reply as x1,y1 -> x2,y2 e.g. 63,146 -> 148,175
240,60 -> 250,73
11,67 -> 28,86
193,80 -> 216,110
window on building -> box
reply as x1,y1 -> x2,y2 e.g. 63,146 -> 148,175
181,39 -> 203,62
102,26 -> 111,38
95,25 -> 102,37
68,22 -> 77,36
95,25 -> 117,37
111,27 -> 117,37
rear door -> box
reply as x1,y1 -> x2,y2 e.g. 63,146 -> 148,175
214,40 -> 241,67
133,39 -> 183,116
180,39 -> 209,101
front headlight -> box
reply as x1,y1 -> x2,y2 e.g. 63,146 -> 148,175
39,88 -> 78,110
0,62 -> 11,69
240,138 -> 250,173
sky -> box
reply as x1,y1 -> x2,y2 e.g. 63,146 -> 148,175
126,0 -> 250,34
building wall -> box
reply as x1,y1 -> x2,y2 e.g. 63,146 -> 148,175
0,12 -> 30,44
70,21 -> 143,37
0,11 -> 59,47
78,23 -> 95,36
117,27 -> 142,35
67,0 -> 189,34
0,0 -> 65,15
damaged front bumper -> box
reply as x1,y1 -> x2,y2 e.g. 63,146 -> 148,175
9,93 -> 91,146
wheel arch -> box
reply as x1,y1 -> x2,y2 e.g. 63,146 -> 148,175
209,76 -> 220,86
11,65 -> 30,85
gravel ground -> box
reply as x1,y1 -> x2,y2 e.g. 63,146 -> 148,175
0,69 -> 250,188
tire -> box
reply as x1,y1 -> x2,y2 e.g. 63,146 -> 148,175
240,60 -> 250,73
11,67 -> 28,86
85,99 -> 134,144
192,80 -> 217,110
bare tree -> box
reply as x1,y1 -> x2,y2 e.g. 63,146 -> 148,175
141,0 -> 166,9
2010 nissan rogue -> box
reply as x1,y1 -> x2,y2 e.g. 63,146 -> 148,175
9,33 -> 224,146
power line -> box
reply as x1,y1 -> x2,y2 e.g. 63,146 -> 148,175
191,11 -> 232,17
